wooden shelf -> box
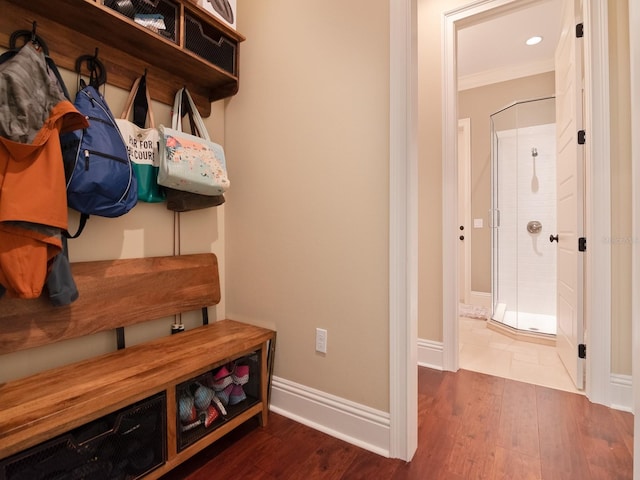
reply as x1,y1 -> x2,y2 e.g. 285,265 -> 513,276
0,0 -> 245,116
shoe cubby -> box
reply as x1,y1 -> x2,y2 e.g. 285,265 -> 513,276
0,393 -> 167,480
176,353 -> 261,452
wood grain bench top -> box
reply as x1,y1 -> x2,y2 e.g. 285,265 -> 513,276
0,319 -> 275,459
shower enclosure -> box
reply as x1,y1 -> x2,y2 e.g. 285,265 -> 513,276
490,97 -> 556,335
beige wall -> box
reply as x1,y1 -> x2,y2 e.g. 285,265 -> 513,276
0,60 -> 227,383
609,0 -> 632,375
459,72 -> 556,293
224,0 -> 391,410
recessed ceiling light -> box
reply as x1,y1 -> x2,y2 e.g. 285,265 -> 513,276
526,36 -> 543,46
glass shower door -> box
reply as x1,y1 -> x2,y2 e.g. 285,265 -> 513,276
491,105 -> 519,329
490,97 -> 557,335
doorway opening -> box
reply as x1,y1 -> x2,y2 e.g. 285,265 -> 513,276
448,0 -> 599,395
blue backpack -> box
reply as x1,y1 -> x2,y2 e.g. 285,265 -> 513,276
61,78 -> 138,237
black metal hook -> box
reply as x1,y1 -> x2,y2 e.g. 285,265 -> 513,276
75,49 -> 107,88
31,21 -> 37,42
9,27 -> 49,56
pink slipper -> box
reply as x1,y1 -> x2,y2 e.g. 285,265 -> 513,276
211,366 -> 233,391
232,364 -> 250,385
201,405 -> 219,428
229,384 -> 246,405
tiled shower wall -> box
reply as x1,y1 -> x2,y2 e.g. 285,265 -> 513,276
495,123 -> 557,324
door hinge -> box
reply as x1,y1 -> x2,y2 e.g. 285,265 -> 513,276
578,237 -> 587,252
578,343 -> 587,359
578,130 -> 586,144
576,23 -> 584,38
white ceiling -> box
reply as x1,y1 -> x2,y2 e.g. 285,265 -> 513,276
457,0 -> 564,89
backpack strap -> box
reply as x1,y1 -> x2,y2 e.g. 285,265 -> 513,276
64,213 -> 90,239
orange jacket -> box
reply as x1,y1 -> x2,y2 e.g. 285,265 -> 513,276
0,101 -> 88,299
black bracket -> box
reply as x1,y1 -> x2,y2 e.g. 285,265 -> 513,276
116,326 -> 125,350
578,130 -> 586,145
578,343 -> 587,359
579,237 -> 587,252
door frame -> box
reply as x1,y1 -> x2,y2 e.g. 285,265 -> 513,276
389,0 -> 418,461
629,0 -> 639,475
441,0 -> 611,404
458,118 -> 472,304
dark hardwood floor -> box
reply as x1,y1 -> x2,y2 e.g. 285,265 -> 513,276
161,367 -> 633,479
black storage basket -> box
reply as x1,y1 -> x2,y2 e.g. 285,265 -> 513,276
184,12 -> 237,75
0,393 -> 167,480
103,0 -> 179,42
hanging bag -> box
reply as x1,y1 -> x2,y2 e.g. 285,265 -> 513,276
115,74 -> 165,203
158,88 -> 230,196
60,53 -> 138,237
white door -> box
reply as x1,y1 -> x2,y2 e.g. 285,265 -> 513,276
554,0 -> 585,389
458,118 -> 471,304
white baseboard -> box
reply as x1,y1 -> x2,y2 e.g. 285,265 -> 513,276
470,291 -> 491,309
417,338 -> 444,370
269,376 -> 391,457
610,374 -> 633,412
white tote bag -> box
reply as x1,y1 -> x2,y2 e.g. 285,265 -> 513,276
158,88 -> 229,196
115,75 -> 165,203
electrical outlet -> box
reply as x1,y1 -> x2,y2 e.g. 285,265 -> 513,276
315,328 -> 327,354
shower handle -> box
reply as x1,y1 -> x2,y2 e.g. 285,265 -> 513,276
549,234 -> 559,243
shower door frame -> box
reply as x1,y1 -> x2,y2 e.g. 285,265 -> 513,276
489,97 -> 557,336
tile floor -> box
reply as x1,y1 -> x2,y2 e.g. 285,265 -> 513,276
459,315 -> 582,394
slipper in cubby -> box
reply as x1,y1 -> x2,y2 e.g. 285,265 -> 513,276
200,405 -> 219,428
215,383 -> 233,406
229,384 -> 246,405
231,364 -> 250,385
178,394 -> 197,424
193,383 -> 215,410
181,418 -> 202,432
210,366 -> 233,391
211,395 -> 227,416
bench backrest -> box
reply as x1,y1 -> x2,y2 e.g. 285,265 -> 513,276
0,253 -> 220,355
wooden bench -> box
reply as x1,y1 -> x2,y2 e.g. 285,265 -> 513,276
0,253 -> 276,479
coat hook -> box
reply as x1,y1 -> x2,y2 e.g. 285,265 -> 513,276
93,47 -> 99,60
31,21 -> 37,42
